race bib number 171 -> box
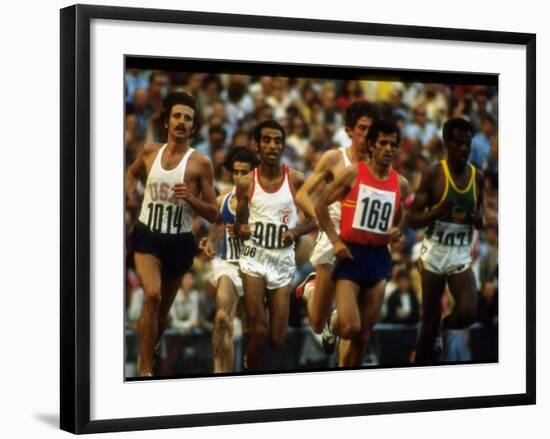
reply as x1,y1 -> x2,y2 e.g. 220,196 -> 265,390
352,184 -> 396,234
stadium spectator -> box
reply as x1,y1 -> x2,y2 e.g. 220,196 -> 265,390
384,270 -> 420,325
170,272 -> 201,335
469,114 -> 496,168
124,71 -> 499,375
403,105 -> 439,151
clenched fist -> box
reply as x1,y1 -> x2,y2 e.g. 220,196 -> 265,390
332,239 -> 353,261
173,183 -> 194,202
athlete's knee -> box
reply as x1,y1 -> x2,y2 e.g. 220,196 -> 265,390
143,287 -> 161,307
268,332 -> 286,351
214,309 -> 232,334
339,321 -> 361,340
248,319 -> 268,342
310,314 -> 326,334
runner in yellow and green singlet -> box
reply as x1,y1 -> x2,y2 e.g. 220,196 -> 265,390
407,118 -> 485,364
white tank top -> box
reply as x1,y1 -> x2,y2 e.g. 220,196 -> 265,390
248,165 -> 298,249
327,147 -> 353,231
138,144 -> 195,234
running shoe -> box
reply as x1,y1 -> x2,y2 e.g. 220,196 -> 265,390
321,310 -> 337,355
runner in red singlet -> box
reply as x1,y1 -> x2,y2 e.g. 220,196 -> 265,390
315,120 -> 409,367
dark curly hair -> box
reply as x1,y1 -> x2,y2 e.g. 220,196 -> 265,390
344,100 -> 381,129
160,92 -> 201,135
223,146 -> 260,172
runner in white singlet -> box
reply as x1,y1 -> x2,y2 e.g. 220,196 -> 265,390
125,92 -> 217,377
235,120 -> 316,371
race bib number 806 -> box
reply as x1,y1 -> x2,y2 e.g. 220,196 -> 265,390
352,184 -> 396,234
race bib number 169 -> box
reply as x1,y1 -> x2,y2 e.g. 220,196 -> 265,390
352,184 -> 396,234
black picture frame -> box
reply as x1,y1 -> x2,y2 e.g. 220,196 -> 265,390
60,4 -> 536,434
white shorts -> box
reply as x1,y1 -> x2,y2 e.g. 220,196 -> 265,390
239,241 -> 296,290
309,231 -> 335,267
211,257 -> 244,297
419,239 -> 472,276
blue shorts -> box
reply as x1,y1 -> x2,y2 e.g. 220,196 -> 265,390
332,242 -> 391,288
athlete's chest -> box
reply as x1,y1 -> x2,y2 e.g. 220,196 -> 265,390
145,152 -> 200,192
144,148 -> 185,173
431,166 -> 475,205
345,174 -> 399,234
257,174 -> 284,191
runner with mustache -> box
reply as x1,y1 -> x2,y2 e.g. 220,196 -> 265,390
294,101 -> 380,359
126,92 -> 217,377
316,120 -> 409,367
407,117 -> 484,364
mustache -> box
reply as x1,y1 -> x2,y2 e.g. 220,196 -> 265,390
175,125 -> 187,131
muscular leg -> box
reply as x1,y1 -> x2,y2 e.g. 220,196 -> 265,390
156,277 -> 183,346
334,279 -> 361,366
337,339 -> 351,367
212,276 -> 239,373
135,252 -> 162,376
308,263 -> 336,334
415,269 -> 447,364
344,280 -> 386,367
444,268 -> 478,329
324,307 -> 350,367
266,285 -> 290,352
241,273 -> 268,371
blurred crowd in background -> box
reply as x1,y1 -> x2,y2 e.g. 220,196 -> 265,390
124,69 -> 499,374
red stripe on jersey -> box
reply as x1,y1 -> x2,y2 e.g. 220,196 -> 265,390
286,166 -> 297,200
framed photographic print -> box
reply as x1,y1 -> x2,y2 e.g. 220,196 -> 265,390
60,4 -> 536,434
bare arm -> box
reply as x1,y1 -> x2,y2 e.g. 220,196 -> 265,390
199,195 -> 225,258
235,172 -> 254,239
315,165 -> 357,260
406,164 -> 451,229
474,168 -> 485,229
295,149 -> 340,219
208,195 -> 226,241
125,143 -> 154,197
174,155 -> 218,223
282,169 -> 318,245
389,174 -> 411,242
287,214 -> 318,242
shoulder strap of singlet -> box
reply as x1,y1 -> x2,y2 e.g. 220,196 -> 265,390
285,165 -> 297,199
151,143 -> 168,169
252,167 -> 259,193
433,161 -> 449,209
442,159 -> 476,194
472,166 -> 478,206
223,190 -> 236,216
340,147 -> 351,167
181,147 -> 195,169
